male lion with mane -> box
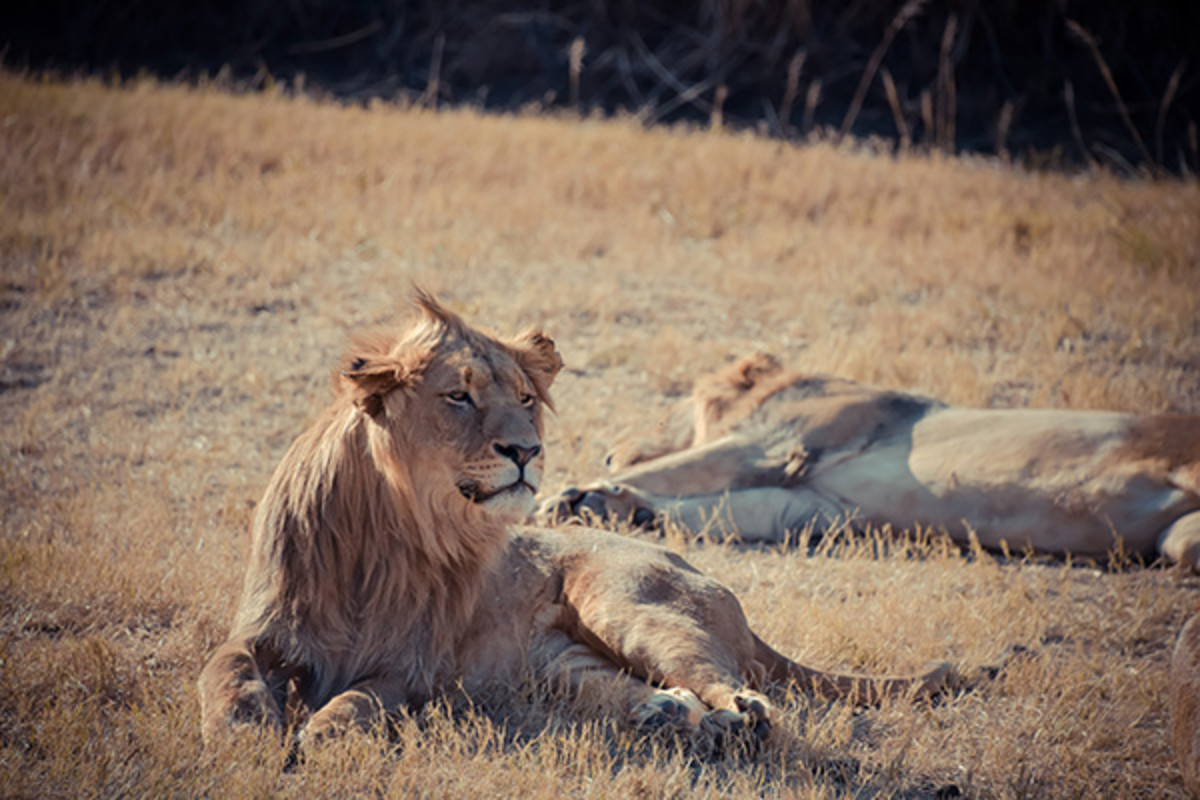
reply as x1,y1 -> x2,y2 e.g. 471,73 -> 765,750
541,353 -> 1200,570
198,295 -> 948,751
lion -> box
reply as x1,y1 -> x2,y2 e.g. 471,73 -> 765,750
198,296 -> 950,751
1172,610 -> 1200,795
540,352 -> 1200,570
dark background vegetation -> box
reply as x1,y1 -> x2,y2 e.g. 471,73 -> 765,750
6,0 -> 1200,172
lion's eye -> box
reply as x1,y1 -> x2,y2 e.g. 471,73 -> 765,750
519,392 -> 536,408
445,390 -> 474,407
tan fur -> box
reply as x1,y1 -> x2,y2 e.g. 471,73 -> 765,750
199,306 -> 948,750
544,353 -> 1200,570
1172,611 -> 1200,796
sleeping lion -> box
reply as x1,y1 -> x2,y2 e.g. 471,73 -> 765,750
540,353 -> 1200,570
198,295 -> 948,751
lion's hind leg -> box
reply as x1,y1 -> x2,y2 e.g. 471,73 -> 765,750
198,638 -> 287,744
536,632 -> 662,720
535,629 -> 767,755
563,565 -> 782,755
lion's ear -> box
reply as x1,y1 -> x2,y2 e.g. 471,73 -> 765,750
341,357 -> 401,417
340,337 -> 428,417
513,329 -> 563,405
732,352 -> 783,389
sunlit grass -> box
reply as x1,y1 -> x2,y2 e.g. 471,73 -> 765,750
1,71 -> 1198,797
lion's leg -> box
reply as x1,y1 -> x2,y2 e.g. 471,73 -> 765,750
606,434 -> 793,496
548,484 -> 841,543
536,435 -> 801,528
560,578 -> 778,752
654,488 -> 844,542
534,629 -> 758,750
535,631 -> 665,720
198,637 -> 288,743
1160,511 -> 1200,572
1172,612 -> 1200,795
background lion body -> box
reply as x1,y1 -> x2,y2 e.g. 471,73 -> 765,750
554,355 -> 1200,568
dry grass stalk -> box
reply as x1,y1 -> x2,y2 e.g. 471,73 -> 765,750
996,99 -> 1015,161
920,87 -> 934,149
568,36 -> 586,109
802,77 -> 821,134
1063,79 -> 1095,171
631,32 -> 717,124
710,84 -> 728,129
880,67 -> 910,150
779,49 -> 806,138
287,19 -> 384,56
936,14 -> 958,153
420,33 -> 446,109
839,0 -> 925,140
1066,19 -> 1155,171
1156,59 -> 1187,167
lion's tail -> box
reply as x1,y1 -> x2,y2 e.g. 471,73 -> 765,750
751,634 -> 951,704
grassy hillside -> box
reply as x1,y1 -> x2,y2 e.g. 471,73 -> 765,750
1,72 -> 1199,798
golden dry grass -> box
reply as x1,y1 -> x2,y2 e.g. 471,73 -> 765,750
1,71 -> 1199,798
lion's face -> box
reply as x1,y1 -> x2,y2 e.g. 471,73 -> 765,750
413,339 -> 549,522
342,300 -> 563,526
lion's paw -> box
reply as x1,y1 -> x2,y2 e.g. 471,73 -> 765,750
537,484 -> 659,529
203,682 -> 284,745
630,687 -> 705,734
536,487 -> 584,524
695,691 -> 773,758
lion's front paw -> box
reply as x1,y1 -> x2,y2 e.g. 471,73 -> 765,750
201,681 -> 285,746
537,484 -> 659,529
536,487 -> 585,524
297,689 -> 386,749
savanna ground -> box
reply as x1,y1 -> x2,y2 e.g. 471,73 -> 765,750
1,71 -> 1199,798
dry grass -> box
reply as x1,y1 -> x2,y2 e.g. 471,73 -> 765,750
1,71 -> 1199,798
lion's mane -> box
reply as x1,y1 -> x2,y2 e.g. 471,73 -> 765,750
228,297 -> 555,710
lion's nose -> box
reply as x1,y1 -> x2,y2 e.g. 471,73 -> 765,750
494,442 -> 541,467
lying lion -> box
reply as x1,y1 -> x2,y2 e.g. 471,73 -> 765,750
541,353 -> 1200,570
1172,610 -> 1200,795
198,296 -> 948,751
